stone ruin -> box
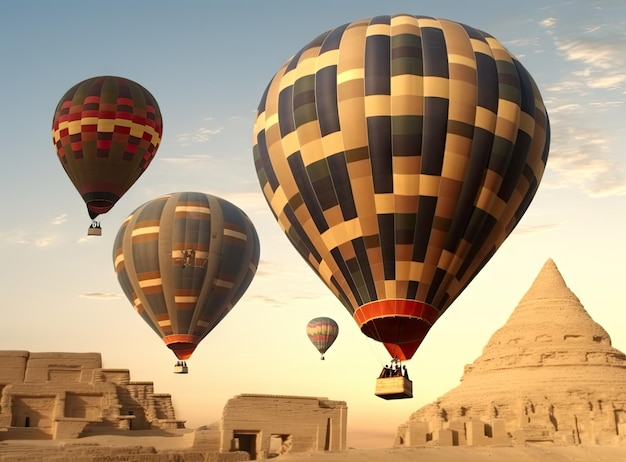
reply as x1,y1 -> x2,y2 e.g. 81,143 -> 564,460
0,349 -> 347,459
396,259 -> 626,447
0,351 -> 184,440
192,394 -> 348,459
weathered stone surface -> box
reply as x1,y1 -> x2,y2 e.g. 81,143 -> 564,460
0,445 -> 250,462
194,394 -> 347,458
0,352 -> 185,440
0,354 -> 347,459
396,259 -> 626,447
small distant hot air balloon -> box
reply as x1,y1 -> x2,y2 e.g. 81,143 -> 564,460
112,192 -> 260,373
52,76 -> 163,235
306,317 -> 339,360
253,15 -> 549,397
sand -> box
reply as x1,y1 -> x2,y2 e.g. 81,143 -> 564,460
1,433 -> 626,462
280,445 -> 626,462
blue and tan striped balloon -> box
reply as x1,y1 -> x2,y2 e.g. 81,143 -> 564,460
113,192 -> 260,361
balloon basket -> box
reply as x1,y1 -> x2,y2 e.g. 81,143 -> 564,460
87,225 -> 102,236
375,376 -> 413,400
173,363 -> 188,374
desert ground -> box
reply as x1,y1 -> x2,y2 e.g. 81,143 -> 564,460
1,432 -> 626,462
279,445 -> 626,462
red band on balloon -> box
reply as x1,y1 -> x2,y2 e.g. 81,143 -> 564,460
354,299 -> 439,327
163,334 -> 201,360
87,202 -> 116,215
353,300 -> 440,360
79,182 -> 127,196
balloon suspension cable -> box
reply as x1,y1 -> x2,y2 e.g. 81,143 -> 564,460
370,310 -> 393,362
365,304 -> 405,367
360,317 -> 388,367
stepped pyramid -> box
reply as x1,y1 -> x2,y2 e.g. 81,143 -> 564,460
396,259 -> 626,447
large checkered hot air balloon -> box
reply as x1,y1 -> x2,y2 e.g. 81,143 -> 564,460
52,76 -> 163,235
112,192 -> 260,373
253,15 -> 549,366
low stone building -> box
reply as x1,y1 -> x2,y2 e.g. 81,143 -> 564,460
193,394 -> 347,459
396,259 -> 626,447
0,351 -> 184,440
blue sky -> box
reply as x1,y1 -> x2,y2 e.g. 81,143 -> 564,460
1,0 -> 625,448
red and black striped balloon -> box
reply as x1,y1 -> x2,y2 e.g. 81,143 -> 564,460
52,76 -> 163,220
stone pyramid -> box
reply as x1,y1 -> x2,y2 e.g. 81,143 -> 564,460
396,259 -> 626,446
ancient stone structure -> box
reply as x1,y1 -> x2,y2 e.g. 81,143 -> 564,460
396,259 -> 626,447
193,394 -> 347,459
0,351 -> 184,440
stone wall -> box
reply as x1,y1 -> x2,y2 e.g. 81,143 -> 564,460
23,352 -> 101,384
0,352 -> 28,385
199,394 -> 347,458
0,351 -> 185,440
0,444 -> 252,462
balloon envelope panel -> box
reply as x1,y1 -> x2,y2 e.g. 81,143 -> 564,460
113,192 -> 260,360
253,15 -> 549,359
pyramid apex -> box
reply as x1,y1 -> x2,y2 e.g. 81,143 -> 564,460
463,258 -> 615,376
513,258 -> 576,307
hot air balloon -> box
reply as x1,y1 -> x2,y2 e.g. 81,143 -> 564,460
252,15 -> 549,396
52,76 -> 163,235
112,192 -> 260,373
306,317 -> 339,360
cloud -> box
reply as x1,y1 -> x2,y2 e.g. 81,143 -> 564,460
547,103 -> 582,114
159,153 -> 213,166
558,36 -> 624,70
248,294 -> 286,308
540,17 -> 557,29
34,237 -> 53,247
540,22 -> 626,198
555,34 -> 626,91
79,292 -> 122,300
513,222 -> 561,236
252,258 -> 309,282
584,24 -> 606,34
51,213 -> 67,225
0,230 -> 56,247
586,73 -> 626,89
176,126 -> 223,146
504,37 -> 540,48
545,124 -> 625,197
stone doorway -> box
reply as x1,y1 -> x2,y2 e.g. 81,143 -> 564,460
233,431 -> 259,460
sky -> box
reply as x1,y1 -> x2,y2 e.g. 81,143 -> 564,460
1,0 -> 625,449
